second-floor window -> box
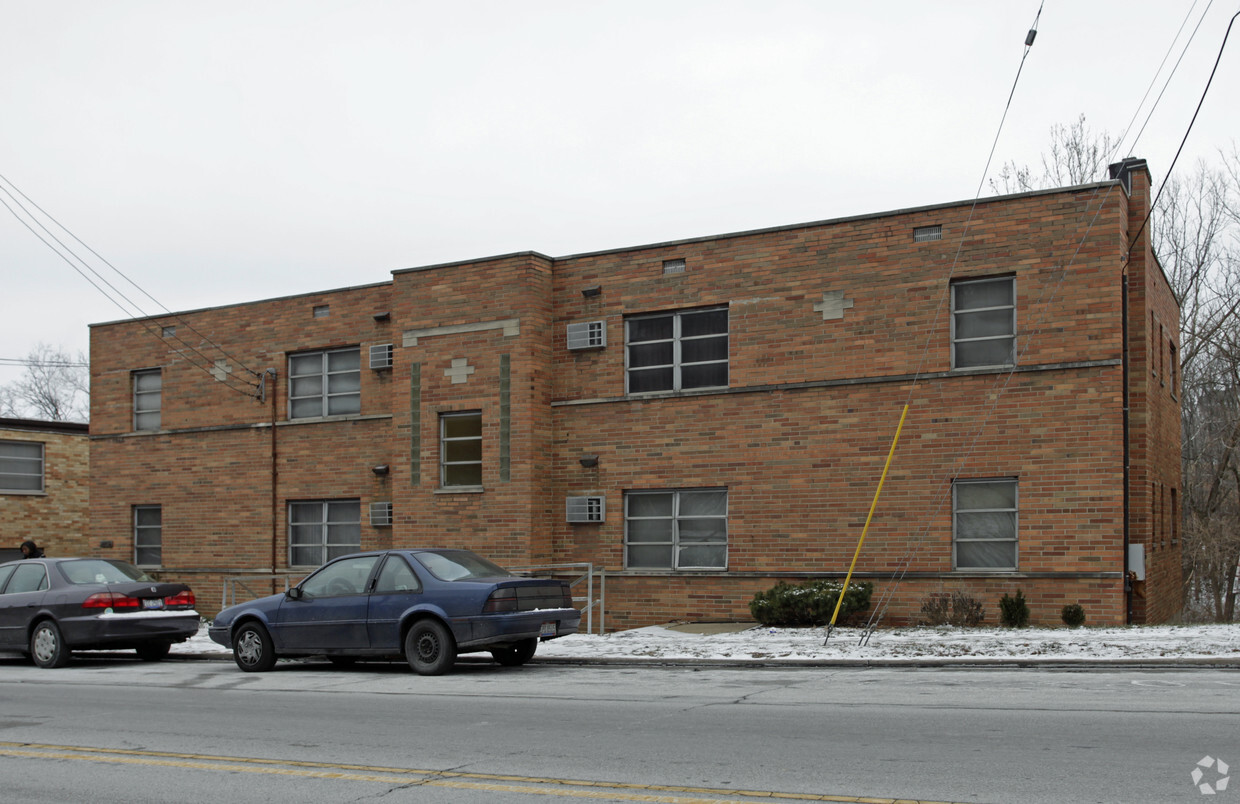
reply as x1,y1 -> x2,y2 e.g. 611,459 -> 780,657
289,347 -> 361,419
133,369 -> 162,431
440,412 -> 483,488
626,307 -> 729,394
951,277 -> 1015,369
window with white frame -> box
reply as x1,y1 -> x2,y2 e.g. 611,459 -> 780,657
626,308 -> 728,394
953,478 -> 1018,571
134,505 -> 162,566
289,500 -> 361,566
440,412 -> 482,487
288,347 -> 361,419
951,276 -> 1015,369
0,440 -> 43,493
625,489 -> 728,570
133,369 -> 162,431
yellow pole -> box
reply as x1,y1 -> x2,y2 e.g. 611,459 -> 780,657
825,403 -> 910,639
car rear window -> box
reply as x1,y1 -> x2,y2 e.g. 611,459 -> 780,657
414,550 -> 514,582
58,560 -> 153,585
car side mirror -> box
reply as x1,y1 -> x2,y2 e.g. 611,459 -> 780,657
286,587 -> 303,601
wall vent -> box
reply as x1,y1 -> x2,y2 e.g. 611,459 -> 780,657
566,321 -> 606,350
913,225 -> 942,242
370,501 -> 393,526
369,343 -> 394,370
566,495 -> 605,523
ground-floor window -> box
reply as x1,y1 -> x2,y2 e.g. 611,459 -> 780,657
953,478 -> 1018,570
133,505 -> 162,566
624,489 -> 728,570
289,500 -> 361,566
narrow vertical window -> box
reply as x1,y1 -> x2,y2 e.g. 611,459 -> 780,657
951,277 -> 1015,369
440,412 -> 483,488
134,505 -> 162,566
133,369 -> 162,431
953,478 -> 1018,570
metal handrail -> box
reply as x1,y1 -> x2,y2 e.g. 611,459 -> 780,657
512,562 -> 606,635
220,573 -> 305,609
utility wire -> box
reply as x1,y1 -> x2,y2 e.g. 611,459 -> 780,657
0,179 -> 263,398
0,171 -> 265,383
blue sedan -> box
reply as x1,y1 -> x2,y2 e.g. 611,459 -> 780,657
209,549 -> 581,675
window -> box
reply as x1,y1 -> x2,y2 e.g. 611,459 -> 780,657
301,554 -> 379,597
953,479 -> 1018,570
1170,342 -> 1179,396
951,277 -> 1015,369
440,412 -> 482,487
625,489 -> 728,570
134,505 -> 162,566
288,347 -> 361,419
289,500 -> 361,566
133,369 -> 162,431
626,308 -> 728,394
5,563 -> 48,594
374,555 -> 421,594
0,440 -> 44,493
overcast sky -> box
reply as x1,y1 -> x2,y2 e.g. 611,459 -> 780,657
2,1 -> 1237,389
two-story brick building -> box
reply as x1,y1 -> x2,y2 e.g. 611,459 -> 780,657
89,158 -> 1182,627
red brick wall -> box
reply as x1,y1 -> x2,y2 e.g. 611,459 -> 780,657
89,178 -> 1180,628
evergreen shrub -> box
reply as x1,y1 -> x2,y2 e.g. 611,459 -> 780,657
749,580 -> 873,627
1060,603 -> 1086,627
998,589 -> 1030,628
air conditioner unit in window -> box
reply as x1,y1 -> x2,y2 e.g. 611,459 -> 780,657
566,321 -> 606,350
370,501 -> 393,527
370,343 -> 393,370
566,495 -> 605,523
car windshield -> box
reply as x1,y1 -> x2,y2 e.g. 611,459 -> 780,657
413,550 -> 514,581
58,559 -> 154,585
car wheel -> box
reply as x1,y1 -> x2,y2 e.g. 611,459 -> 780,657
233,622 -> 277,672
136,642 -> 172,662
405,619 -> 456,675
490,638 -> 538,667
30,620 -> 71,669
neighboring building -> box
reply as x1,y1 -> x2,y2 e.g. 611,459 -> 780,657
89,159 -> 1181,627
1,417 -> 90,562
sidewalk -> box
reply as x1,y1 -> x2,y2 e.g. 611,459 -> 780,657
171,621 -> 1240,668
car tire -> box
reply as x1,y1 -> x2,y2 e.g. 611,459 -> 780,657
30,620 -> 71,669
405,619 -> 456,676
233,622 -> 277,672
491,638 -> 538,667
136,642 -> 172,662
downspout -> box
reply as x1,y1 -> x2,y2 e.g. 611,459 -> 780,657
267,369 -> 279,588
1121,272 -> 1131,624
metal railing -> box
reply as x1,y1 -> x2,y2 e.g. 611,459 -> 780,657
513,562 -> 606,635
221,573 -> 306,609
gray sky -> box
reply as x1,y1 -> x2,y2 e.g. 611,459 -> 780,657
2,1 -> 1237,388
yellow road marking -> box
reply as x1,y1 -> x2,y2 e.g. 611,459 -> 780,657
0,741 -> 969,804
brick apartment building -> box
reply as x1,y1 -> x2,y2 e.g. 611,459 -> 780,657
89,158 -> 1182,628
1,418 -> 90,562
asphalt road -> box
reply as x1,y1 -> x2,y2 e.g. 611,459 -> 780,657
0,654 -> 1236,803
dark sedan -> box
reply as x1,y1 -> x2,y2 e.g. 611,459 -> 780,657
209,549 -> 581,675
0,558 -> 200,668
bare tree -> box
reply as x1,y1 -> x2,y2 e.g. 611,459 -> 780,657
0,343 -> 90,423
990,114 -> 1119,194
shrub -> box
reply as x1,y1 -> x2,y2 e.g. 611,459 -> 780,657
998,589 -> 1030,628
749,580 -> 873,627
1061,603 -> 1086,627
919,592 -> 986,626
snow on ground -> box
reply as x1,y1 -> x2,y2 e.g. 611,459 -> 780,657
173,622 -> 1240,663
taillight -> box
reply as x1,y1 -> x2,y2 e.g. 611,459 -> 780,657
483,587 -> 518,613
164,590 -> 195,608
81,593 -> 140,610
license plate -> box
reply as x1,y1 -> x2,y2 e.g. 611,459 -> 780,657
142,599 -> 164,610
539,621 -> 556,638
